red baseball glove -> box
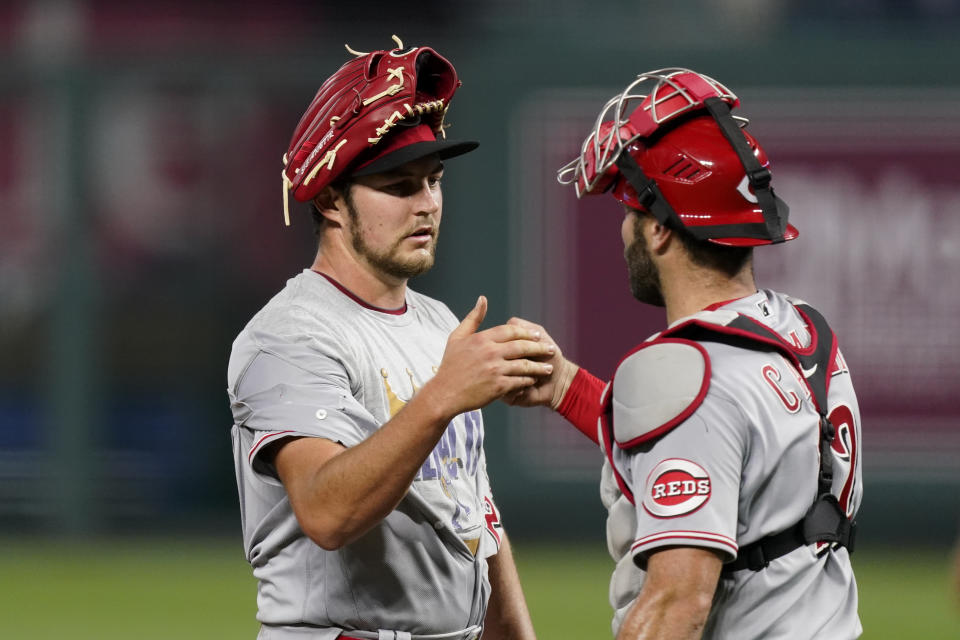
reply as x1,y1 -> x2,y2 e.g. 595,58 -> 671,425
281,36 -> 463,225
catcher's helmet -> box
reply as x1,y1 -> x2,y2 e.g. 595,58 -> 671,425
281,36 -> 477,225
558,68 -> 797,247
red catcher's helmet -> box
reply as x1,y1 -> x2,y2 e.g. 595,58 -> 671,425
558,68 -> 797,246
281,36 -> 477,226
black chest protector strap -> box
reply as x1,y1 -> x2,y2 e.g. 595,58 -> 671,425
665,304 -> 856,572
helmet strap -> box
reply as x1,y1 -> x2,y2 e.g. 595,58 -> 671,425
703,98 -> 789,243
614,152 -> 685,231
615,151 -> 750,242
616,100 -> 793,244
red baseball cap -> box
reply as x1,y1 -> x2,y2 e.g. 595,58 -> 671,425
350,122 -> 478,177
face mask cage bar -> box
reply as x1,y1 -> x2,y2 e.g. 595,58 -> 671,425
557,68 -> 744,198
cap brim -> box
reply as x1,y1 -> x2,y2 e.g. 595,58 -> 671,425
351,140 -> 479,177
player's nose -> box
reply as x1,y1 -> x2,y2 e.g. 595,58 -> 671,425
412,180 -> 441,214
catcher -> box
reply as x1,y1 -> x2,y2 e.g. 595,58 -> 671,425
509,68 -> 863,639
228,37 -> 544,640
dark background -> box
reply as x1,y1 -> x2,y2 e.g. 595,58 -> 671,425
1,0 -> 958,549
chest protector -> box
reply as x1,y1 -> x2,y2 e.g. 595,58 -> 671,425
601,302 -> 856,573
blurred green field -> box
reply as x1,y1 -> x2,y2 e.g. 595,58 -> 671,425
1,538 -> 956,639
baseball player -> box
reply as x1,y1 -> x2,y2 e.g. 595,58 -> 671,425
228,37 -> 546,640
508,69 -> 863,639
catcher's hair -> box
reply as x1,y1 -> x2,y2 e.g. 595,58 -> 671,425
632,207 -> 752,276
674,223 -> 752,277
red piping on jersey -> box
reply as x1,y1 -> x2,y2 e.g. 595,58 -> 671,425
599,339 -> 712,504
701,302 -> 825,359
665,314 -> 836,414
700,298 -> 825,358
819,320 -> 839,400
599,403 -> 635,505
632,530 -> 738,554
735,309 -> 820,358
791,306 -> 828,357
249,430 -> 295,462
312,270 -> 408,315
702,294 -> 753,311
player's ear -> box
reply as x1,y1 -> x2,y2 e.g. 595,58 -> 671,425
647,218 -> 673,254
313,185 -> 348,226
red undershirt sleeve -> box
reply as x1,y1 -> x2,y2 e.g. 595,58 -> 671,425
556,368 -> 606,445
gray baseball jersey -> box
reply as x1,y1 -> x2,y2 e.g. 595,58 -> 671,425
602,290 -> 862,638
228,270 -> 503,639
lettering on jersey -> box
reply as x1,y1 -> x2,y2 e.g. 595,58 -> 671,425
483,496 -> 502,548
417,420 -> 457,481
437,423 -> 462,477
761,364 -> 801,413
419,450 -> 439,480
440,472 -> 474,532
831,350 -> 850,377
415,410 -> 483,486
643,459 -> 711,518
382,364 -> 485,530
787,329 -> 806,349
419,416 -> 477,531
463,410 -> 482,475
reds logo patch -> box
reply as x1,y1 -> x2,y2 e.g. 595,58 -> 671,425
643,459 -> 712,518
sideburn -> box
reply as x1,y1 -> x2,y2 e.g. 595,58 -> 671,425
626,216 -> 666,307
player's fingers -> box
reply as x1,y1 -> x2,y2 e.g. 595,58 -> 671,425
502,388 -> 526,405
499,376 -> 538,394
506,317 -> 544,333
451,295 -> 487,338
483,322 -> 541,344
503,359 -> 553,377
500,338 -> 556,360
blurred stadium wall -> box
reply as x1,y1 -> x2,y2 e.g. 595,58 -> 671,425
1,0 -> 958,546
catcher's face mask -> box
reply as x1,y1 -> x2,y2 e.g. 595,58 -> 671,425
558,68 -> 797,247
281,36 -> 477,226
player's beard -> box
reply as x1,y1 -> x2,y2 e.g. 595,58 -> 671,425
625,224 -> 665,307
344,195 -> 438,280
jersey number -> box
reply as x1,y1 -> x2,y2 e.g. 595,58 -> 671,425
828,404 -> 858,518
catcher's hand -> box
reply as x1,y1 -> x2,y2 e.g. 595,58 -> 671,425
501,317 -> 579,409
